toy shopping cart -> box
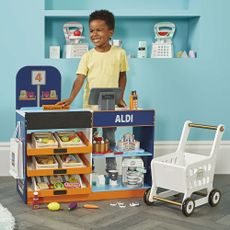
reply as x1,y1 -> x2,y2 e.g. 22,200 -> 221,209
144,120 -> 224,216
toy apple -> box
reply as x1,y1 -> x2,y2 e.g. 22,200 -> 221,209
74,30 -> 81,36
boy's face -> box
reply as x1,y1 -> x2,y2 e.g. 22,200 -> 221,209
89,19 -> 114,50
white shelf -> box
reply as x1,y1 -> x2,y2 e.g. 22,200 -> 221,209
45,10 -> 200,18
92,151 -> 152,158
92,183 -> 150,192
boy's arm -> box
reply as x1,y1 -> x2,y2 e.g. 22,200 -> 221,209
57,74 -> 85,107
118,71 -> 127,107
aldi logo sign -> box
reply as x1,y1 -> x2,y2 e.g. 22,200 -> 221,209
93,110 -> 154,127
115,114 -> 133,123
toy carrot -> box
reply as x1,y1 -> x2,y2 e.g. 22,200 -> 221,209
83,204 -> 99,209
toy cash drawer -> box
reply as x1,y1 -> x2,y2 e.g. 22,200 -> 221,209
56,154 -> 84,168
32,156 -> 58,169
54,131 -> 84,147
32,132 -> 58,148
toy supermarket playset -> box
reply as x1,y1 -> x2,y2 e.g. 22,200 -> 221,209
11,64 -> 223,216
12,66 -> 155,208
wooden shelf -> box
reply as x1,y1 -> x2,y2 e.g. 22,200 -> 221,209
27,188 -> 146,204
27,166 -> 92,177
19,98 -> 36,101
93,151 -> 152,158
27,175 -> 91,198
27,131 -> 92,156
27,143 -> 92,155
27,155 -> 91,176
41,97 -> 58,100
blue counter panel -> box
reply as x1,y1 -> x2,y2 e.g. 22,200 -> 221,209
93,110 -> 154,127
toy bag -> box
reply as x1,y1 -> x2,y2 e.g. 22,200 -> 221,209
9,121 -> 24,179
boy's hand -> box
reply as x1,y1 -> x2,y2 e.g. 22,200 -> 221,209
56,98 -> 72,108
117,98 -> 127,107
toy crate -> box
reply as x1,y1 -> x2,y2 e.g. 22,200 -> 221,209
32,174 -> 83,191
32,176 -> 50,190
32,156 -> 58,169
54,131 -> 84,147
56,154 -> 84,168
32,132 -> 58,148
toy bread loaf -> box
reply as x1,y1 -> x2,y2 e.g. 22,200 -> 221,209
42,104 -> 70,110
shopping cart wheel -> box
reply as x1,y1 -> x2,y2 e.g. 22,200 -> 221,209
182,198 -> 195,216
208,189 -> 221,207
143,188 -> 155,206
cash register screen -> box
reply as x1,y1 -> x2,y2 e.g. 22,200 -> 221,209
88,88 -> 121,105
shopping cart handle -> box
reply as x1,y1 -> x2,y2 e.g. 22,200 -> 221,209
188,123 -> 224,131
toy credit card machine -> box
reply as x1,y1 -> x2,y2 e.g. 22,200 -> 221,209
151,22 -> 175,58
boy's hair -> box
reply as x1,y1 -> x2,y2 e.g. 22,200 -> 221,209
89,10 -> 115,30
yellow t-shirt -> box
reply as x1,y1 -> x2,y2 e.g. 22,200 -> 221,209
76,46 -> 129,108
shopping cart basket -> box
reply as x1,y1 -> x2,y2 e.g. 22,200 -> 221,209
144,120 -> 224,216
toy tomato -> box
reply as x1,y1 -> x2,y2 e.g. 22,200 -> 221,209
74,30 -> 81,36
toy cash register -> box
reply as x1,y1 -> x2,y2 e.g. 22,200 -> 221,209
151,22 -> 176,58
63,22 -> 88,58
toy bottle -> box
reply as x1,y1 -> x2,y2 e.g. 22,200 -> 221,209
100,139 -> 105,153
130,91 -> 138,110
32,191 -> 40,209
104,139 -> 109,152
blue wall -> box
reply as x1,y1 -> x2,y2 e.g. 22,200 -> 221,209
0,0 -> 229,141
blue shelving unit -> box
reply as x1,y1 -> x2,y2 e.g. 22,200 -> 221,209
92,109 -> 155,191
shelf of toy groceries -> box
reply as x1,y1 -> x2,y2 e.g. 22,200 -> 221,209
27,156 -> 91,177
44,10 -> 200,18
19,98 -> 36,101
27,175 -> 91,199
19,98 -> 59,101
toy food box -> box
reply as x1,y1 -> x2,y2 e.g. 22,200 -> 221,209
54,131 -> 84,147
32,132 -> 58,148
32,155 -> 58,169
56,154 -> 84,168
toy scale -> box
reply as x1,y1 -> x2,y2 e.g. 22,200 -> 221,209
63,22 -> 88,58
151,22 -> 175,58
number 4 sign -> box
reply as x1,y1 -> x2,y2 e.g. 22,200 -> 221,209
32,71 -> 46,85
31,70 -> 46,107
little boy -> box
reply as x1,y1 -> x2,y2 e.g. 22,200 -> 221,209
58,9 -> 129,171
